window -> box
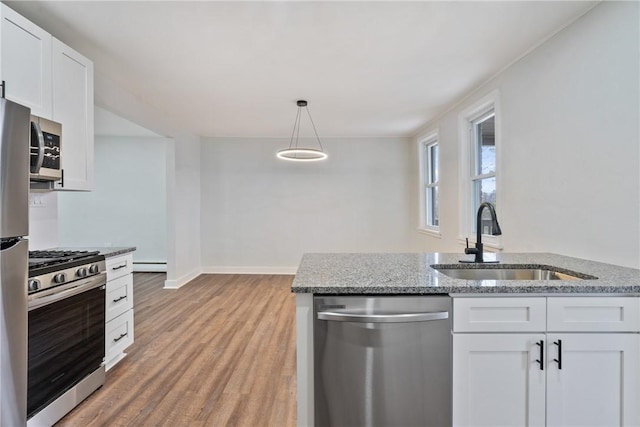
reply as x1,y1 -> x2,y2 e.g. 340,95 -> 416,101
459,90 -> 501,246
419,133 -> 439,233
425,140 -> 439,227
470,110 -> 496,234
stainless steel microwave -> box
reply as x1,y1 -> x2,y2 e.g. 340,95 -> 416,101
30,115 -> 62,182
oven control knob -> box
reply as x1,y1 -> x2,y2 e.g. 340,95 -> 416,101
53,273 -> 66,284
89,264 -> 100,274
28,280 -> 41,292
76,267 -> 88,278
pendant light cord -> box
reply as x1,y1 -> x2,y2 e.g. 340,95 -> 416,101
288,105 -> 323,151
295,108 -> 302,152
288,107 -> 302,149
305,105 -> 324,151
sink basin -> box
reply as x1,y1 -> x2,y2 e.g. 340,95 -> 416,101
432,265 -> 595,281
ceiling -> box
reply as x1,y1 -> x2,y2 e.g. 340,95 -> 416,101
95,106 -> 161,138
8,1 -> 597,138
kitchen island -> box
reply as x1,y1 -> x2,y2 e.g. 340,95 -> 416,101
292,252 -> 640,294
293,253 -> 640,427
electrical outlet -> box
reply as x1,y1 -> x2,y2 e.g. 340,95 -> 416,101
29,195 -> 48,208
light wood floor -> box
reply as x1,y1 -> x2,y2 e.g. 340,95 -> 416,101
57,273 -> 297,427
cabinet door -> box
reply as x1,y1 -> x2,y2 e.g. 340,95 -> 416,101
0,4 -> 52,118
548,297 -> 640,332
546,333 -> 639,427
453,297 -> 546,332
52,38 -> 94,191
106,274 -> 134,322
106,254 -> 133,281
453,334 -> 546,427
105,309 -> 134,371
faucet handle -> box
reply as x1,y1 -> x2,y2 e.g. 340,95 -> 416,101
464,237 -> 479,255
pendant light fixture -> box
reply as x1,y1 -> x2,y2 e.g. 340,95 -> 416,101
277,100 -> 328,161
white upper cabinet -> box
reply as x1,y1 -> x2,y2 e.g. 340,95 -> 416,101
0,4 -> 52,118
52,38 -> 94,191
0,4 -> 94,191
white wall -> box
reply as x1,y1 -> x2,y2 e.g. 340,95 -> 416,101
415,1 -> 640,268
58,136 -> 168,265
28,192 -> 58,250
167,131 -> 202,286
94,71 -> 202,287
200,137 -> 424,272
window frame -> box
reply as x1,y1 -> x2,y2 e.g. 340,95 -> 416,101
470,110 -> 496,231
418,130 -> 441,237
458,90 -> 502,249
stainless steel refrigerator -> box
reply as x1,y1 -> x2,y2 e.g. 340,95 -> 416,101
0,97 -> 30,426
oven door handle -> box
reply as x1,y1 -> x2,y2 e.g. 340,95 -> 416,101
28,273 -> 106,310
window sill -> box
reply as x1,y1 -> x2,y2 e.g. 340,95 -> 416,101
457,236 -> 503,251
418,228 -> 442,239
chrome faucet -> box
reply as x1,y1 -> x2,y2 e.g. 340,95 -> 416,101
461,202 -> 502,263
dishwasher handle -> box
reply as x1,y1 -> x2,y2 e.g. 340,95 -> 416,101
317,310 -> 449,323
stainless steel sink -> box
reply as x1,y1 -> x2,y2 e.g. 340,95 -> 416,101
432,266 -> 593,281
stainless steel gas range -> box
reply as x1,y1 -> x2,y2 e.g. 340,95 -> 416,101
27,250 -> 107,427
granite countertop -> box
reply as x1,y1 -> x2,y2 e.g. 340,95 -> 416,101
53,246 -> 136,258
291,253 -> 640,294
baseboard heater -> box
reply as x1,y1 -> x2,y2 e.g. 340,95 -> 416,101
133,261 -> 167,272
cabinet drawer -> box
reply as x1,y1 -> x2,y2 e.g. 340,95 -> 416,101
106,254 -> 133,281
106,309 -> 134,361
453,297 -> 546,332
547,297 -> 640,332
106,274 -> 133,322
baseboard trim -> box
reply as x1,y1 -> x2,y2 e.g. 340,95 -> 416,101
201,266 -> 298,275
162,266 -> 297,289
164,268 -> 202,289
134,263 -> 167,273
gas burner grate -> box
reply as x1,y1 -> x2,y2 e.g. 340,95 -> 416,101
29,250 -> 100,259
28,250 -> 101,269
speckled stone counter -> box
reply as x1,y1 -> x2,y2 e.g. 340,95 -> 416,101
54,246 -> 136,258
291,253 -> 640,294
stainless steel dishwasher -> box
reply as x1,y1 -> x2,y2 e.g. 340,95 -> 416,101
314,295 -> 452,427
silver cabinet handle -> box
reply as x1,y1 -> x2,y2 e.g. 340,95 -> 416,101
317,311 -> 449,323
111,263 -> 127,271
112,295 -> 127,303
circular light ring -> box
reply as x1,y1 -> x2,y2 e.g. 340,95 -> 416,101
276,148 -> 328,162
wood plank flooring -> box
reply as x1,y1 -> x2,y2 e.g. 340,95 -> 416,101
57,273 -> 297,427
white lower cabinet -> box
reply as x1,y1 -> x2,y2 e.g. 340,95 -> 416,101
453,333 -> 546,426
453,296 -> 640,427
546,333 -> 639,427
105,253 -> 135,370
106,309 -> 134,369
